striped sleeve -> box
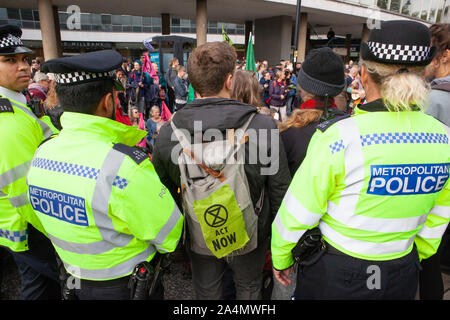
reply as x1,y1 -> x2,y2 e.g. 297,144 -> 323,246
415,184 -> 450,261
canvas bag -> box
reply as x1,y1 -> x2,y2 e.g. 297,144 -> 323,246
171,114 -> 259,258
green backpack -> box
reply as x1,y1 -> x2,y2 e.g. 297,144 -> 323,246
171,114 -> 261,258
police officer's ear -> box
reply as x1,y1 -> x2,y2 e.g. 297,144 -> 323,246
360,64 -> 370,89
95,90 -> 115,119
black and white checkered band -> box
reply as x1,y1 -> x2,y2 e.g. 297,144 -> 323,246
0,34 -> 23,48
367,41 -> 431,63
54,70 -> 115,85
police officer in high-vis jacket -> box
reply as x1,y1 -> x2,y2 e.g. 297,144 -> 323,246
26,50 -> 183,300
271,20 -> 450,300
0,24 -> 60,300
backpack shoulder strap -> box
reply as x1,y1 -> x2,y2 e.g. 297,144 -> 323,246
171,120 -> 226,181
232,113 -> 256,146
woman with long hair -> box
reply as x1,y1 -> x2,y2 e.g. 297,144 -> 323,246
268,70 -> 288,122
272,21 -> 450,300
231,70 -> 265,108
165,57 -> 179,112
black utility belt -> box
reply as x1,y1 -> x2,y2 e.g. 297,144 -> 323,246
79,275 -> 131,288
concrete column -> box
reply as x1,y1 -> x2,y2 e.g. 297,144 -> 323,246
345,34 -> 352,63
37,0 -> 60,60
162,13 -> 170,35
52,5 -> 63,57
244,20 -> 253,55
255,16 -> 292,67
296,12 -> 308,63
362,23 -> 371,43
196,0 -> 207,46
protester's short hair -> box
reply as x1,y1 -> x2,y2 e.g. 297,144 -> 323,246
177,65 -> 186,73
169,57 -> 179,67
188,41 -> 236,97
430,23 -> 450,58
150,105 -> 160,116
55,79 -> 114,115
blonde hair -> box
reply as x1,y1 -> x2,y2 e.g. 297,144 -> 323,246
279,109 -> 322,132
360,59 -> 430,112
150,105 -> 160,117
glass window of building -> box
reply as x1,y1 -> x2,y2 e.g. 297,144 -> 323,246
377,0 -> 388,10
152,17 -> 161,27
111,14 -> 122,25
7,8 -> 20,20
171,18 -> 180,26
101,14 -> 112,25
20,9 -> 34,21
132,15 -> 142,26
390,0 -> 401,12
80,13 -> 91,25
0,8 -> 7,20
142,16 -> 151,26
91,14 -> 101,25
180,18 -> 190,27
121,15 -> 132,25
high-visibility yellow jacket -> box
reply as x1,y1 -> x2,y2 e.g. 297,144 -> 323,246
0,86 -> 53,252
271,101 -> 450,270
26,112 -> 183,280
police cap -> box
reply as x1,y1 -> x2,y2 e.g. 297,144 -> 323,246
0,24 -> 33,56
41,50 -> 124,90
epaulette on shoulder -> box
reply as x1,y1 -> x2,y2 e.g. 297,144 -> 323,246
0,98 -> 14,114
113,143 -> 149,165
316,114 -> 351,132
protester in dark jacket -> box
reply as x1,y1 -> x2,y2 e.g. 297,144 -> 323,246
165,58 -> 179,112
127,61 -> 149,114
259,71 -> 271,107
268,70 -> 288,122
173,65 -> 189,111
152,41 -> 291,300
279,109 -> 322,177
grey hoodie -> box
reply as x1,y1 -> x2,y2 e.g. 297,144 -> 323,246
425,75 -> 450,126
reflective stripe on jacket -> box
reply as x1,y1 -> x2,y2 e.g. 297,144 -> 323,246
271,101 -> 450,270
0,90 -> 53,252
26,112 -> 183,280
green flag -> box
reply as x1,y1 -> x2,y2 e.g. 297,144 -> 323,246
222,26 -> 233,46
245,32 -> 256,77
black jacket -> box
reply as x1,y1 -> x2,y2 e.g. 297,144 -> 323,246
152,98 -> 291,246
281,121 -> 318,177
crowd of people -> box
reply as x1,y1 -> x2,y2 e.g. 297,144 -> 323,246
0,19 -> 449,302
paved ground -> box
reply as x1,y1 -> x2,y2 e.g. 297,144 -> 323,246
1,247 -> 449,300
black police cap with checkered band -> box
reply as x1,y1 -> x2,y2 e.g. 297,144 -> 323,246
0,24 -> 33,55
360,20 -> 436,66
41,50 -> 124,90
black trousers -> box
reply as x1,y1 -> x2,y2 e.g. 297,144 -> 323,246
73,272 -> 164,300
295,247 -> 420,300
11,225 -> 61,300
419,224 -> 450,300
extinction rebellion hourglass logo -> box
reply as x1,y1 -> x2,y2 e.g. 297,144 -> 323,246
204,205 -> 228,228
